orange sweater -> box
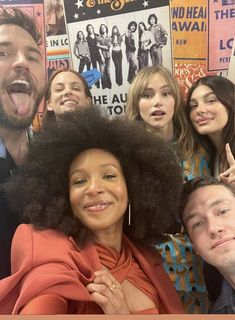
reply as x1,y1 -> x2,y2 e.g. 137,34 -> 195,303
0,224 -> 184,314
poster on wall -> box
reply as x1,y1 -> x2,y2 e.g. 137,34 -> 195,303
171,0 -> 207,62
63,0 -> 172,116
207,0 -> 235,72
227,36 -> 235,84
45,0 -> 71,78
174,63 -> 208,98
170,0 -> 209,97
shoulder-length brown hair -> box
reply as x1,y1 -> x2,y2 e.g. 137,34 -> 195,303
126,66 -> 194,160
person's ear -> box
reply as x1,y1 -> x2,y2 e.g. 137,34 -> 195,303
46,100 -> 54,111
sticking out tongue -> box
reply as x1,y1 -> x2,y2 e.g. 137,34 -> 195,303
10,93 -> 31,116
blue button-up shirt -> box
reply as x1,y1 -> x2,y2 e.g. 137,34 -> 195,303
0,139 -> 6,159
210,279 -> 235,314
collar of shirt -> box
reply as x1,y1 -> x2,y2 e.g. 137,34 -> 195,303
0,127 -> 33,160
210,279 -> 235,313
0,139 -> 6,159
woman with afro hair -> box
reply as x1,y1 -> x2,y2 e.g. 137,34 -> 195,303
0,107 -> 183,314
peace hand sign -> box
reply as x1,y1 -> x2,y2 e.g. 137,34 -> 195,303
219,143 -> 235,190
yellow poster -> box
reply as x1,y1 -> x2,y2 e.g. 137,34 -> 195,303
170,0 -> 207,63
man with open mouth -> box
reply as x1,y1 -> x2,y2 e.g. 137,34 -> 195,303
0,7 -> 46,279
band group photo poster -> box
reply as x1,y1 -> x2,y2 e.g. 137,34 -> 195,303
63,0 -> 171,116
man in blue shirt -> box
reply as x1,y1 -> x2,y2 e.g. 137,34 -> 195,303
0,7 -> 46,279
180,177 -> 235,313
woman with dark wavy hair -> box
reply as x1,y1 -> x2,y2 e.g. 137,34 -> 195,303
0,107 -> 183,314
186,75 -> 235,184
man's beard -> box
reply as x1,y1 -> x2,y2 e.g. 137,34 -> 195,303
0,95 -> 43,130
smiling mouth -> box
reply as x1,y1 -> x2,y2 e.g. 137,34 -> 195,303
196,118 -> 212,125
84,201 -> 111,212
211,238 -> 235,249
62,100 -> 79,106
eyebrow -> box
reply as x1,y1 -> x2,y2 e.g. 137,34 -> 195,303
190,91 -> 216,101
184,199 -> 230,224
184,212 -> 197,225
0,41 -> 14,47
144,85 -> 171,91
0,41 -> 42,57
27,46 -> 42,57
70,163 -> 119,176
54,81 -> 81,86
